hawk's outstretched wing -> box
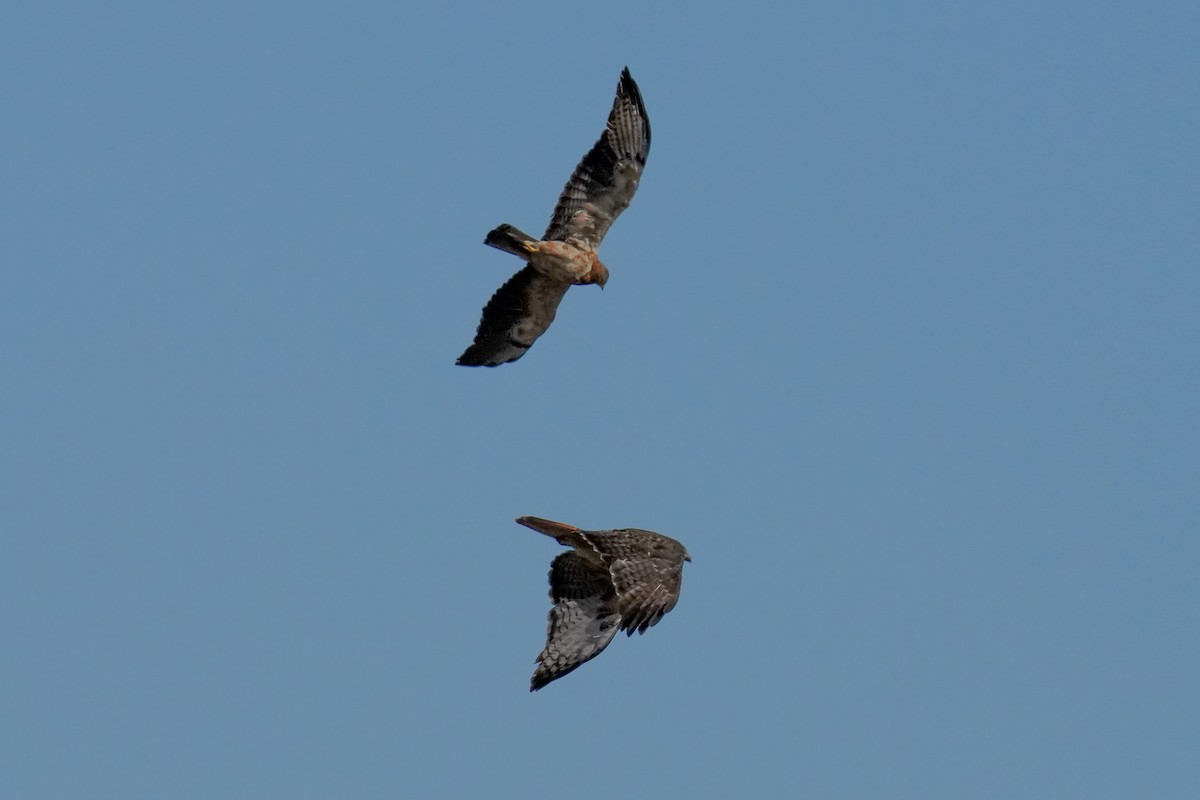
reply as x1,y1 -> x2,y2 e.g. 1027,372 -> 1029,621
532,551 -> 621,691
455,266 -> 571,367
543,67 -> 651,249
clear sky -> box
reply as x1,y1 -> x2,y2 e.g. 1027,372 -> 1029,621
3,1 -> 1197,798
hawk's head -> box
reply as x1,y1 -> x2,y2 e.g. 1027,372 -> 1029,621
583,260 -> 609,289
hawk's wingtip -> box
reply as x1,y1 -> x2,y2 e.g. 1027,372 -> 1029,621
613,67 -> 648,142
530,667 -> 553,692
455,349 -> 500,368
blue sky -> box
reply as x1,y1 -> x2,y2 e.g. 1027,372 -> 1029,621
3,1 -> 1197,797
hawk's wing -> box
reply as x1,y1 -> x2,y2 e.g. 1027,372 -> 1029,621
456,266 -> 572,367
577,528 -> 685,636
543,67 -> 651,250
531,551 -> 620,691
609,549 -> 684,635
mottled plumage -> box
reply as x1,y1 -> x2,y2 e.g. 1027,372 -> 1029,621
457,68 -> 651,367
515,515 -> 690,691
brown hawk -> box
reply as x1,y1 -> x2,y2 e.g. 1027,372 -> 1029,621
457,67 -> 652,367
515,515 -> 690,691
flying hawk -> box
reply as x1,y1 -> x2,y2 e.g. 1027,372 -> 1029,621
457,68 -> 652,367
516,515 -> 690,691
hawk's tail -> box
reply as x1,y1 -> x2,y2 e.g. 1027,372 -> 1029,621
484,224 -> 537,258
516,516 -> 588,549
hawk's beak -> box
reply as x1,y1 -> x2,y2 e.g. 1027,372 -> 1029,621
684,552 -> 692,563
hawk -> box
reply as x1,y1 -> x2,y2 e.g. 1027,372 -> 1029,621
515,515 -> 690,691
457,67 -> 652,367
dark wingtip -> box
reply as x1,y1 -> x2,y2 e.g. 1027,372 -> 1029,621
530,663 -> 557,691
455,350 -> 487,367
615,67 -> 649,151
456,348 -> 520,368
618,66 -> 640,100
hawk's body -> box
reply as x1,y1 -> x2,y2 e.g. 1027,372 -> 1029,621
457,68 -> 651,367
516,516 -> 690,691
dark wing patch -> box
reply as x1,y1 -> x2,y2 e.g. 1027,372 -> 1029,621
531,551 -> 620,691
456,266 -> 572,367
543,67 -> 651,249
